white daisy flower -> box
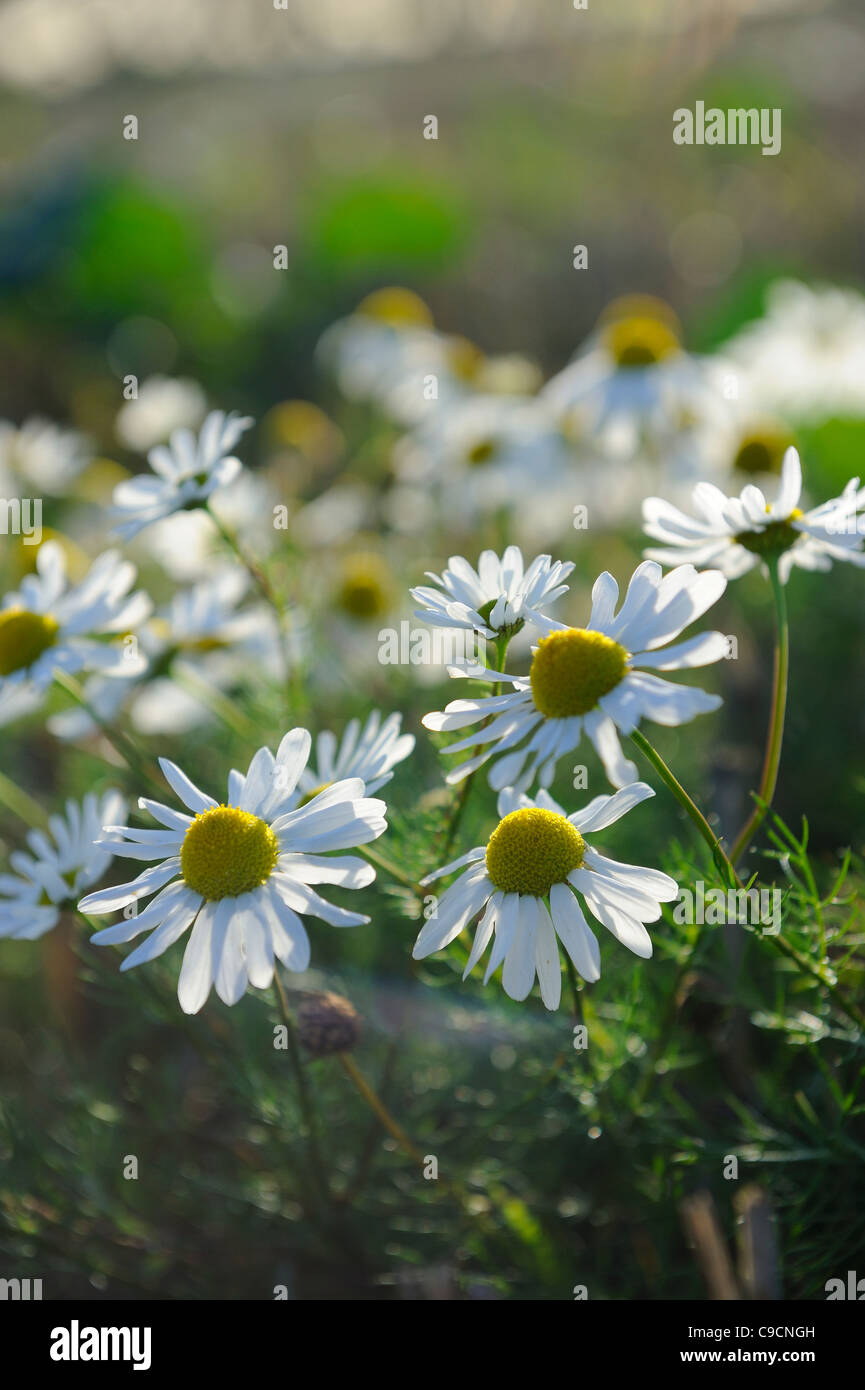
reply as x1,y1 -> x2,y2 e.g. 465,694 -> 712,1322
115,375 -> 207,452
0,791 -> 126,940
413,783 -> 677,1009
78,731 -> 388,1014
423,561 -> 727,791
411,546 -> 574,641
394,394 -> 572,519
317,287 -> 479,426
0,541 -> 150,720
541,296 -> 718,461
720,279 -> 865,423
291,711 -> 415,804
49,567 -> 282,740
111,409 -> 253,540
0,417 -> 92,494
643,447 -> 865,583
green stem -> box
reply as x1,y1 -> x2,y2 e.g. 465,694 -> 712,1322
358,843 -> 419,893
630,728 -> 740,888
53,672 -> 164,799
729,561 -> 789,867
0,768 -> 49,829
207,504 -> 300,716
273,974 -> 330,1204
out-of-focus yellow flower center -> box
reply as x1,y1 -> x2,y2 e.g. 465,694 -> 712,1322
0,608 -> 60,677
357,287 -> 433,328
297,780 -> 332,807
486,807 -> 585,896
604,315 -> 680,367
446,335 -> 485,382
336,553 -> 392,619
599,295 -> 681,368
466,438 -> 497,466
530,628 -> 628,718
181,805 -> 279,901
732,428 -> 793,477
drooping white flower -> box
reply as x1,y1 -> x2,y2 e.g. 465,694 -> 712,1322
115,376 -> 207,452
79,731 -> 387,1014
411,546 -> 574,640
423,561 -> 727,790
643,447 -> 865,583
0,791 -> 126,939
413,783 -> 677,1009
292,711 -> 415,802
112,410 -> 253,540
0,541 -> 150,720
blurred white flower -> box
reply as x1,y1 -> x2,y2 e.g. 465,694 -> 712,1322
80,732 -> 387,1014
720,280 -> 865,422
413,783 -> 677,1008
643,447 -> 865,583
0,542 -> 150,722
0,791 -> 126,940
112,409 -> 253,539
0,417 -> 91,494
116,376 -> 207,452
49,567 -> 282,739
423,561 -> 727,790
394,393 -> 572,521
542,296 -> 719,462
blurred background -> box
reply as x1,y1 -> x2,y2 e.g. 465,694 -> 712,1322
1,0 -> 864,1301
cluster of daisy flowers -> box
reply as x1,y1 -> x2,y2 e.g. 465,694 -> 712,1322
1,282 -> 865,1024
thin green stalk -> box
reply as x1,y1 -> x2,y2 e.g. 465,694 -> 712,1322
729,560 -> 789,866
630,727 -> 740,888
207,504 -> 301,716
53,672 -> 164,799
273,974 -> 331,1204
358,842 -> 419,893
0,768 -> 49,829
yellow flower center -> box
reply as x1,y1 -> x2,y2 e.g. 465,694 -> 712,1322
0,608 -> 60,677
357,287 -> 433,328
466,438 -> 497,466
180,805 -> 279,901
530,628 -> 628,718
732,428 -> 793,477
604,315 -> 681,367
486,807 -> 585,897
336,553 -> 392,619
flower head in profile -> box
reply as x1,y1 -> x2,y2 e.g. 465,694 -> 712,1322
112,410 -> 253,540
411,546 -> 574,641
643,447 -> 865,583
292,711 -> 415,803
0,541 -> 150,721
423,561 -> 727,790
79,731 -> 387,1014
413,783 -> 677,1009
0,791 -> 126,940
